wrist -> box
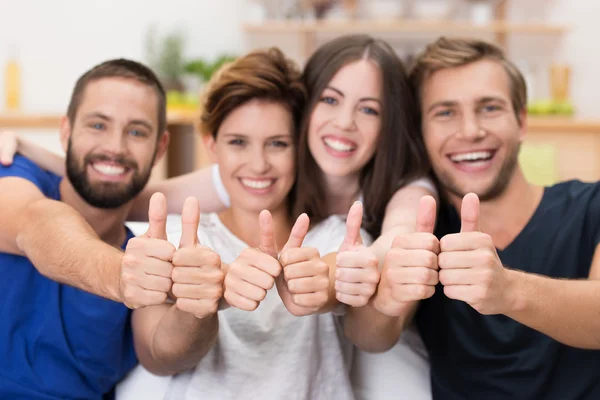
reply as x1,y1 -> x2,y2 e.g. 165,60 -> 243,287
505,268 -> 528,314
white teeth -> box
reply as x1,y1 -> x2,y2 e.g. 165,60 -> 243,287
241,178 -> 274,189
324,138 -> 356,152
92,163 -> 126,176
450,151 -> 493,162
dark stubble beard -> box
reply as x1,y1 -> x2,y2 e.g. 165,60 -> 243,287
66,140 -> 155,209
438,144 -> 521,202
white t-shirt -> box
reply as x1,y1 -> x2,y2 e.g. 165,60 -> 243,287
118,213 -> 357,400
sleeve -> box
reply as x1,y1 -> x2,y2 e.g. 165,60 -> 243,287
211,163 -> 231,207
0,154 -> 49,193
406,176 -> 438,198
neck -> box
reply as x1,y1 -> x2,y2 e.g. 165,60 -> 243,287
446,168 -> 544,250
59,179 -> 130,247
219,204 -> 293,249
323,173 -> 361,215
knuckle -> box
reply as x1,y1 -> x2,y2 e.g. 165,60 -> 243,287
424,252 -> 437,269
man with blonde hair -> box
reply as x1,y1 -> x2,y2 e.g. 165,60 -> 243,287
354,36 -> 600,399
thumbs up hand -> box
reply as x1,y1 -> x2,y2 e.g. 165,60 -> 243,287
276,213 -> 330,316
372,195 -> 440,317
439,193 -> 509,315
171,197 -> 224,319
121,192 -> 176,309
223,210 -> 282,311
335,202 -> 380,307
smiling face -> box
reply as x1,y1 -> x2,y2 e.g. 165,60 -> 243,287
62,77 -> 167,209
205,98 -> 296,215
421,59 -> 525,201
307,59 -> 382,179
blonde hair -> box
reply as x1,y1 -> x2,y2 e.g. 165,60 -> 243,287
409,37 -> 527,124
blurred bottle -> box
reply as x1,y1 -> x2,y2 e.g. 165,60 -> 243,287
4,48 -> 21,111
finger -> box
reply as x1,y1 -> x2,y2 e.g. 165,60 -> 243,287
386,266 -> 439,286
179,197 -> 200,248
146,192 -> 168,240
336,292 -> 370,308
227,262 -> 276,290
392,232 -> 440,253
224,289 -> 259,311
172,247 -> 220,270
340,201 -> 364,251
335,266 -> 380,284
385,248 -> 438,271
290,292 -> 328,309
172,282 -> 223,300
258,210 -> 278,258
139,275 -> 173,293
282,260 -> 329,281
0,131 -> 17,166
287,276 -> 329,294
172,265 -> 224,285
279,247 -> 320,267
390,284 -> 436,302
460,193 -> 480,233
124,288 -> 167,309
225,279 -> 267,302
416,195 -> 437,233
335,249 -> 379,270
439,232 -> 490,252
282,213 -> 310,251
125,238 -> 175,263
240,248 -> 281,277
335,281 -> 376,297
439,268 -> 479,286
121,252 -> 173,278
438,249 -> 488,270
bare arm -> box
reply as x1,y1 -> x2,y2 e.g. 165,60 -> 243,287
345,187 -> 437,352
0,132 -> 65,175
127,167 -> 227,221
132,304 -> 219,376
0,177 -> 123,301
502,246 -> 600,349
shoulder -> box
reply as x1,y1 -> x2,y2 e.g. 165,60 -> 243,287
0,154 -> 60,195
542,180 -> 600,211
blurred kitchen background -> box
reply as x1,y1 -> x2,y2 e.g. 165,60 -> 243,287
0,0 -> 598,185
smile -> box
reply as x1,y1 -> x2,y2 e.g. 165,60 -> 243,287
323,136 -> 357,156
239,178 -> 275,190
90,162 -> 130,178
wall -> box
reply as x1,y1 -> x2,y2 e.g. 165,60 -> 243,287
0,0 -> 598,153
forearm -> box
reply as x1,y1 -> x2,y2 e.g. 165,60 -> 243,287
19,138 -> 65,176
145,305 -> 219,375
344,300 -> 416,352
16,199 -> 123,301
507,269 -> 600,349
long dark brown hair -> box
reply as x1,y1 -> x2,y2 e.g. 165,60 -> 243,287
294,34 -> 430,238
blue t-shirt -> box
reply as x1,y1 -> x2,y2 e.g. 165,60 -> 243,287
0,155 -> 137,399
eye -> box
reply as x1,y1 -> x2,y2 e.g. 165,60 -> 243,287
228,138 -> 245,146
90,123 -> 105,130
320,96 -> 337,105
481,104 -> 501,113
269,140 -> 290,148
129,129 -> 148,138
360,106 -> 379,116
435,109 -> 454,118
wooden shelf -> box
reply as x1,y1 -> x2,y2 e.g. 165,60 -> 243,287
243,20 -> 569,35
0,109 -> 200,130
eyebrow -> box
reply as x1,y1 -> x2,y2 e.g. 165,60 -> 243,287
426,96 -> 509,114
325,85 -> 382,104
84,112 -> 154,131
221,133 -> 292,140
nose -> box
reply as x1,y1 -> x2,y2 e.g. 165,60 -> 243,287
333,103 -> 355,131
457,110 -> 486,140
102,128 -> 128,155
248,146 -> 270,174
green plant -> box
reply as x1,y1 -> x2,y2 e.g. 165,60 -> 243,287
184,54 -> 237,83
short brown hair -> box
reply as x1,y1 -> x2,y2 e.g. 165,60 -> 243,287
67,59 -> 166,135
200,48 -> 307,138
409,37 -> 527,124
294,34 -> 430,238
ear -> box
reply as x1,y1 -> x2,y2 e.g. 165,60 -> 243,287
59,116 -> 72,153
517,108 -> 527,143
202,134 -> 218,164
153,130 -> 170,165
